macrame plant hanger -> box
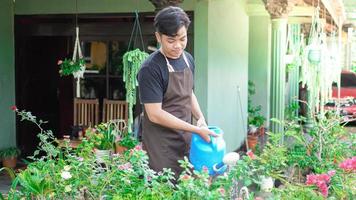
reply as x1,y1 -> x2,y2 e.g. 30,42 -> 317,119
127,10 -> 145,52
124,9 -> 146,133
72,0 -> 85,98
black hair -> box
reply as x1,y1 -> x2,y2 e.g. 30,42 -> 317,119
154,6 -> 191,37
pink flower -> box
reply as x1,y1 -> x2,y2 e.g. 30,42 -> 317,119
255,197 -> 264,200
339,157 -> 356,172
10,105 -> 18,111
202,166 -> 209,173
134,144 -> 142,151
57,60 -> 63,65
246,150 -> 255,159
115,135 -> 122,142
147,175 -> 152,182
118,162 -> 132,170
218,187 -> 225,196
77,157 -> 83,162
305,172 -> 334,197
327,170 -> 336,177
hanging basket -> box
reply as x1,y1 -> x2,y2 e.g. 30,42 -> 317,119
308,48 -> 321,65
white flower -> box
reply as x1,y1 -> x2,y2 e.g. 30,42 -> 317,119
64,165 -> 71,171
61,171 -> 72,180
65,185 -> 72,192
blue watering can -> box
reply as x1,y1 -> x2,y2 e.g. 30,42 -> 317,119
189,126 -> 227,175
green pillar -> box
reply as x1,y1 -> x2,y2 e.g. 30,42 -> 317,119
0,0 -> 16,149
195,0 -> 249,152
287,24 -> 301,115
270,18 -> 287,134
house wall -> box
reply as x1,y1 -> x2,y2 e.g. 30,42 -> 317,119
195,0 -> 249,152
248,16 -> 271,127
0,0 -> 16,149
5,0 -> 249,152
15,0 -> 196,14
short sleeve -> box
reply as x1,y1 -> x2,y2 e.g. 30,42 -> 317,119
137,65 -> 164,103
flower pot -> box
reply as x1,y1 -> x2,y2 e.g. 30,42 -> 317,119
2,157 -> 17,168
260,176 -> 274,192
247,135 -> 258,152
94,149 -> 111,163
308,49 -> 321,65
115,144 -> 127,154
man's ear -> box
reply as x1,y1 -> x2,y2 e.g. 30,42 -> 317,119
155,32 -> 161,44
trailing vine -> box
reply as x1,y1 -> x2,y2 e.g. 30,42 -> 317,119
123,48 -> 149,133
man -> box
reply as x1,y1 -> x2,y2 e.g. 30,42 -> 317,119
138,6 -> 217,177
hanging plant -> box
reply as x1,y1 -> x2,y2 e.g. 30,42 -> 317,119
123,48 -> 149,133
58,58 -> 85,77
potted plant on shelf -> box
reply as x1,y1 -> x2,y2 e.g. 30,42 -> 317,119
0,147 -> 21,168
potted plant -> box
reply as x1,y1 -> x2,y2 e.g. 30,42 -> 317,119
247,81 -> 266,151
85,122 -> 118,162
115,131 -> 138,154
0,147 -> 21,168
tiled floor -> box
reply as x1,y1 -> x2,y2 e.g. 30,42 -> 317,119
0,173 -> 12,195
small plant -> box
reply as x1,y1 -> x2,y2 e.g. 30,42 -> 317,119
0,147 -> 20,160
116,132 -> 138,149
85,122 -> 119,150
248,81 -> 265,130
58,58 -> 85,76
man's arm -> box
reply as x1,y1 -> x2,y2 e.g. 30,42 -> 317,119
144,103 -> 216,142
191,92 -> 207,127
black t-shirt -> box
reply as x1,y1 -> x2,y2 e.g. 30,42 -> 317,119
138,50 -> 195,103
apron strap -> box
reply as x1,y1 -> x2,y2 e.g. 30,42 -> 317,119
160,49 -> 190,72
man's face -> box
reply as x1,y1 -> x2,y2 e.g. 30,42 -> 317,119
155,26 -> 188,59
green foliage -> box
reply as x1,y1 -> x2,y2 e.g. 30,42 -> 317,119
85,122 -> 119,150
0,147 -> 20,159
117,133 -> 138,149
58,58 -> 85,76
7,108 -> 355,199
122,49 -> 149,133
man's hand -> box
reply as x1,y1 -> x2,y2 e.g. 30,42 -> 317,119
197,127 -> 218,143
197,117 -> 207,128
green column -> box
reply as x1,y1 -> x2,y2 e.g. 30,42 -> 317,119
270,18 -> 287,135
0,0 -> 16,149
287,24 -> 301,115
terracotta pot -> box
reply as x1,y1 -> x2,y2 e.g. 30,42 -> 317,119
247,135 -> 258,152
258,126 -> 265,136
2,157 -> 17,168
115,144 -> 127,154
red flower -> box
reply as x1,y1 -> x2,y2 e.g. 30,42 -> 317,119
246,150 -> 255,159
10,105 -> 18,111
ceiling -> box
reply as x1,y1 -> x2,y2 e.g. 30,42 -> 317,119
343,0 -> 356,27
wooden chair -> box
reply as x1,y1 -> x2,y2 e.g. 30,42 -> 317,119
73,98 -> 99,127
102,99 -> 128,131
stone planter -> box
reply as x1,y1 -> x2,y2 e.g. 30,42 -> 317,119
94,149 -> 111,163
260,176 -> 274,192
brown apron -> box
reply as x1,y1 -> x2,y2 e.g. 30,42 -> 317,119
142,50 -> 193,177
